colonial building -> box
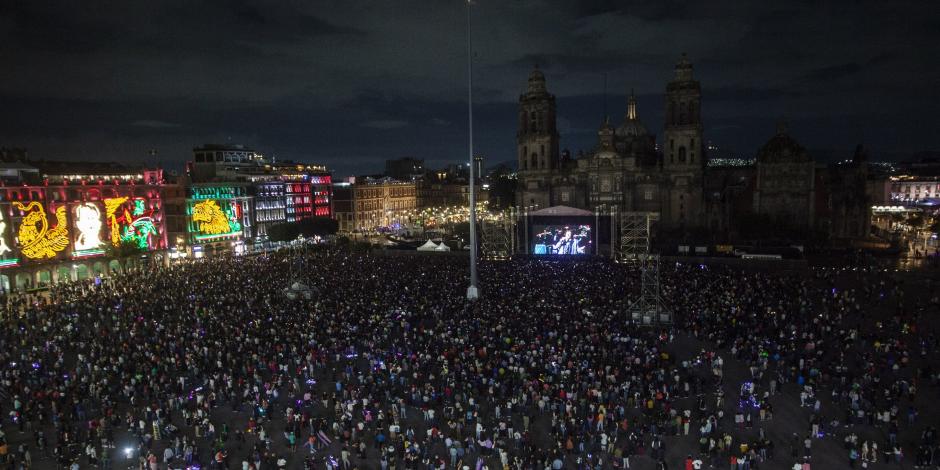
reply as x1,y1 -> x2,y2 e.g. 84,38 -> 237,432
516,55 -> 704,230
333,178 -> 416,232
186,144 -> 333,243
752,122 -> 816,229
515,55 -> 874,244
416,170 -> 489,210
823,146 -> 871,240
0,161 -> 170,291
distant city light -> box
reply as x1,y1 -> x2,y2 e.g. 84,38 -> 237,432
707,158 -> 754,168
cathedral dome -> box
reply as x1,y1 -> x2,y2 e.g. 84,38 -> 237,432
756,123 -> 811,164
595,149 -> 620,161
615,90 -> 648,137
615,119 -> 648,138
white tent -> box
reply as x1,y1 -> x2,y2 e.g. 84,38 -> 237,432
417,240 -> 439,251
434,242 -> 451,251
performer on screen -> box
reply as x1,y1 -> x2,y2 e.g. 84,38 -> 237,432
571,226 -> 589,254
553,229 -> 574,254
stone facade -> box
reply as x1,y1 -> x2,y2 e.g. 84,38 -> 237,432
752,122 -> 816,229
515,56 -> 873,243
333,179 -> 416,232
516,55 -> 704,230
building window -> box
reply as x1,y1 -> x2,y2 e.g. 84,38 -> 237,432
644,189 -> 653,200
678,147 -> 687,163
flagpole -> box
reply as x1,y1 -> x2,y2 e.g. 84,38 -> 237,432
466,0 -> 479,301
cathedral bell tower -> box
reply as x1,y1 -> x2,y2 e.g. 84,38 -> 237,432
517,66 -> 560,172
662,54 -> 704,227
663,54 -> 704,171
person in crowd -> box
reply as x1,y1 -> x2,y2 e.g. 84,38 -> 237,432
0,250 -> 935,469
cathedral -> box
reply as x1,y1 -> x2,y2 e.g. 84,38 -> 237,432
515,54 -> 873,244
516,54 -> 705,229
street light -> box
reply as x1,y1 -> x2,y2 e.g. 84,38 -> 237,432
466,0 -> 479,300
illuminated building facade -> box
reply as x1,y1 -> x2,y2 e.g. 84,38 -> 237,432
187,145 -> 333,241
0,165 -> 168,291
186,184 -> 253,257
285,181 -> 313,223
249,173 -> 333,239
890,176 -> 940,205
333,178 -> 416,232
253,181 -> 286,239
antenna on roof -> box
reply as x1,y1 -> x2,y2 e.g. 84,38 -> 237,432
603,73 -> 608,122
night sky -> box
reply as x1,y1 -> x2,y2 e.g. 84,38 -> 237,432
2,1 -> 939,177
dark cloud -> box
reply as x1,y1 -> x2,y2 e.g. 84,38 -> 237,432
706,86 -> 804,102
131,120 -> 181,129
0,3 -> 121,54
798,63 -> 863,82
0,0 -> 938,174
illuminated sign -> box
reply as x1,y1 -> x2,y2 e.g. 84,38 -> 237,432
190,186 -> 243,200
104,197 -> 159,250
104,197 -> 129,246
191,199 -> 242,238
14,202 -> 69,260
0,210 -> 18,268
72,203 -> 105,257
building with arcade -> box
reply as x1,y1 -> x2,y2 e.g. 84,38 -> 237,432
0,161 -> 169,291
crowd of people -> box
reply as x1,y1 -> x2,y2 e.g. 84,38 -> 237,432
0,249 -> 937,469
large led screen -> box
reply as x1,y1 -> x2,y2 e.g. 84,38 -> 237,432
532,224 -> 592,255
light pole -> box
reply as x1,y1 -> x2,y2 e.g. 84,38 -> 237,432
595,204 -> 605,256
466,0 -> 480,300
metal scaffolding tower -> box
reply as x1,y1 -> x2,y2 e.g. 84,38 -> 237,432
481,209 -> 514,260
619,212 -> 672,325
619,212 -> 655,262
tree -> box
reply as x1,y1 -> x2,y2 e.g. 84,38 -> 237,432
297,217 -> 338,237
268,222 -> 301,242
268,217 -> 339,242
486,165 -> 517,210
452,221 -> 471,241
